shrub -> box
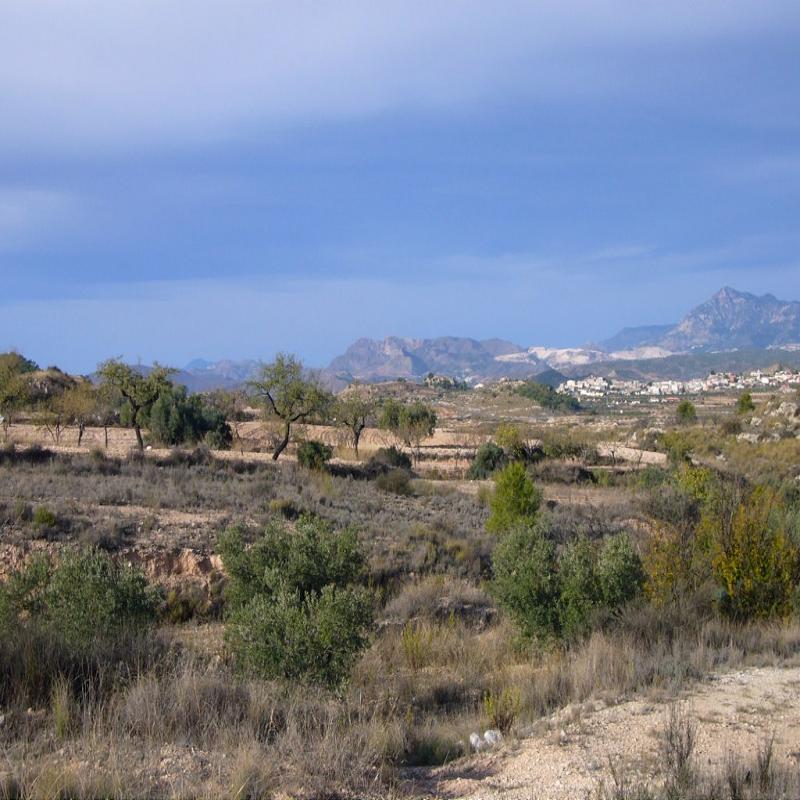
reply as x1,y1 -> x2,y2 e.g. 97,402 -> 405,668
660,430 -> 693,466
376,468 -> 413,496
642,522 -> 702,606
711,486 -> 798,619
0,549 -> 159,707
147,385 -> 232,448
0,549 -> 155,652
720,415 -> 742,436
297,440 -> 333,471
495,423 -> 538,462
676,399 -> 697,425
596,534 -> 645,610
219,515 -> 373,688
737,392 -> 755,414
467,442 -> 507,479
32,505 -> 57,530
674,465 -> 717,505
218,516 -> 365,610
372,445 -> 412,469
401,621 -> 434,670
558,535 -> 600,640
486,462 -> 542,534
226,585 -> 372,689
44,549 -> 156,651
491,522 -> 559,639
484,687 -> 521,733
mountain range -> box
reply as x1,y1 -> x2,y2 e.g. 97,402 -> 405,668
179,288 -> 800,388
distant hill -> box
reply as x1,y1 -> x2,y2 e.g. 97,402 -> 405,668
325,336 -> 544,383
658,287 -> 800,352
599,288 -> 800,354
104,359 -> 263,393
598,324 -> 675,352
177,358 -> 261,391
167,288 -> 800,391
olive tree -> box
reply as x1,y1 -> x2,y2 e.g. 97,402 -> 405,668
379,398 -> 437,465
57,380 -> 101,446
97,360 -> 175,450
0,353 -> 35,440
334,386 -> 375,458
249,353 -> 332,461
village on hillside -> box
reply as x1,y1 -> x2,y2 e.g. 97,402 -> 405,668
558,368 -> 800,401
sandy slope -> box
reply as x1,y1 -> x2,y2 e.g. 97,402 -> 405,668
405,666 -> 800,799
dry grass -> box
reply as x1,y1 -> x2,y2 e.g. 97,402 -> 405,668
4,595 -> 800,797
599,705 -> 800,800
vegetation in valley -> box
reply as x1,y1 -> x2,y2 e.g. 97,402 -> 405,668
2,348 -> 800,797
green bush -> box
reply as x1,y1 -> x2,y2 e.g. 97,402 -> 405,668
676,399 -> 697,425
32,505 -> 57,529
632,466 -> 671,491
467,442 -> 507,479
491,522 -> 559,639
596,534 -> 645,609
557,536 -> 600,640
218,516 -> 365,610
736,392 -> 755,414
297,439 -> 333,470
486,462 -> 542,534
226,585 -> 372,689
219,515 -> 372,688
146,385 -> 232,448
491,521 -> 644,641
0,549 -> 156,652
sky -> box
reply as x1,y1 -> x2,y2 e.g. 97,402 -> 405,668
1,1 -> 799,373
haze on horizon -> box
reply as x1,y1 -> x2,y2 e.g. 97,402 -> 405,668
1,1 -> 799,373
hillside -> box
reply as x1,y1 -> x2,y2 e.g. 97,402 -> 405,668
659,286 -> 800,351
168,288 -> 800,390
326,336 -> 542,382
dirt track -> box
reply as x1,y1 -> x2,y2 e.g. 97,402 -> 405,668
406,666 -> 800,799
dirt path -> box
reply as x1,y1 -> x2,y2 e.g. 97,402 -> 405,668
405,666 -> 800,799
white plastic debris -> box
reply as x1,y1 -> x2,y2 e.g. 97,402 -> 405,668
483,729 -> 503,747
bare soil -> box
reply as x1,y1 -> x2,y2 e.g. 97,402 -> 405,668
405,666 -> 800,799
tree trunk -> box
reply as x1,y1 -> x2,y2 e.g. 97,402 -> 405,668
77,423 -> 85,447
272,420 -> 291,460
104,425 -> 109,449
134,423 -> 144,451
353,428 -> 361,459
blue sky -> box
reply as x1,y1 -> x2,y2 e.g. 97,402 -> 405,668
1,1 -> 799,373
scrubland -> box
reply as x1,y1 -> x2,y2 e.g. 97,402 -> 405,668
1,382 -> 800,799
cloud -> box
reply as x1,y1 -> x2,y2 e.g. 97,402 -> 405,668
0,188 -> 79,251
3,233 -> 798,373
1,1 -> 798,155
